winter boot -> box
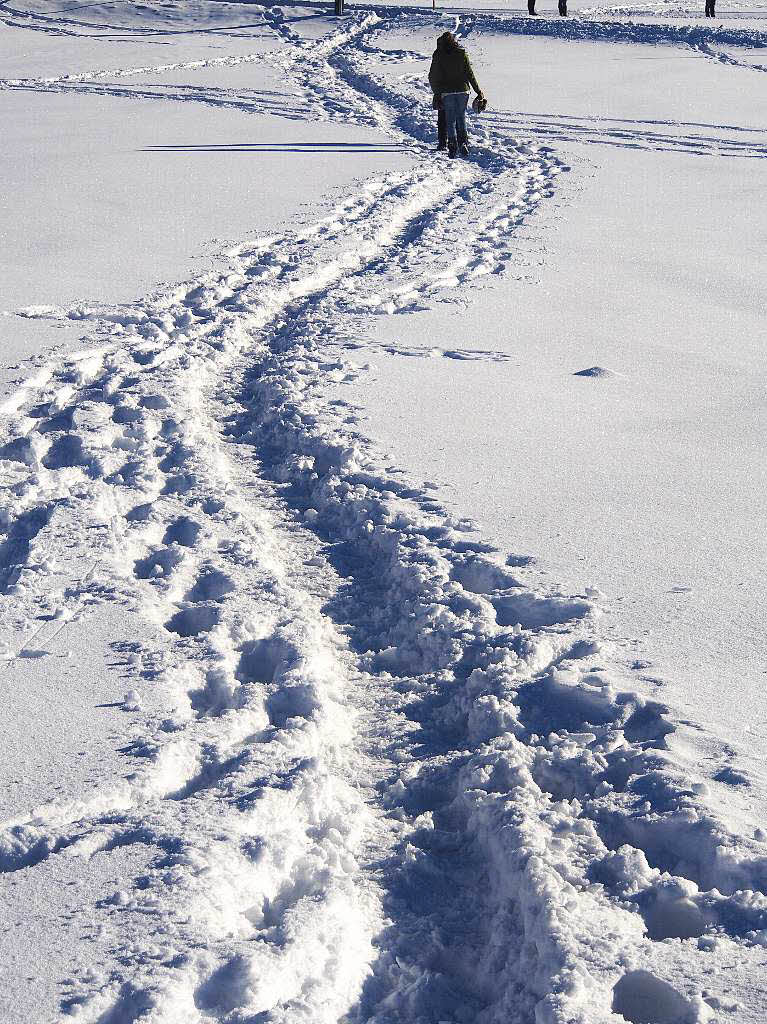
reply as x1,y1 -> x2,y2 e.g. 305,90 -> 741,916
458,143 -> 470,157
448,142 -> 458,159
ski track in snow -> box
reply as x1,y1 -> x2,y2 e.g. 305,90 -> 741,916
2,5 -> 767,1023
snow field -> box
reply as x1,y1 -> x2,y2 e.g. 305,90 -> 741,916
1,1 -> 767,1021
0,278 -> 383,1021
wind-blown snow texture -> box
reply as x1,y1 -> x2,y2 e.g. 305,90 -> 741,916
1,2 -> 767,1022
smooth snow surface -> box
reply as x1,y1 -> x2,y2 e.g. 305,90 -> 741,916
1,1 -> 767,1023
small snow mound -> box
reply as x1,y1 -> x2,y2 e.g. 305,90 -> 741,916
644,896 -> 706,941
612,971 -> 695,1024
640,879 -> 707,941
573,365 -> 618,378
123,690 -> 142,712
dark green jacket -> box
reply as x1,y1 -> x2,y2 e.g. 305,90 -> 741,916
428,45 -> 481,97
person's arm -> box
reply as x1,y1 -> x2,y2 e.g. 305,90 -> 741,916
465,53 -> 483,96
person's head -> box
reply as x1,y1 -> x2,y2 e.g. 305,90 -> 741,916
437,31 -> 459,51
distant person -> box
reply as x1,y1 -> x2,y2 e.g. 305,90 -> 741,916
528,0 -> 537,13
705,0 -> 715,14
559,0 -> 567,13
428,32 -> 485,159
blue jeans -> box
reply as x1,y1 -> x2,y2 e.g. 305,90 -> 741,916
441,91 -> 468,147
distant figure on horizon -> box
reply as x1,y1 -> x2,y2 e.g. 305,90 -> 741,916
528,0 -> 565,17
428,32 -> 485,159
529,0 -> 567,13
705,0 -> 715,15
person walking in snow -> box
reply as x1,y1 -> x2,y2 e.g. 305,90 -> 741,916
428,32 -> 485,159
705,0 -> 715,15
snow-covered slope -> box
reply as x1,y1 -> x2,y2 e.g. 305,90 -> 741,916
1,2 -> 766,1022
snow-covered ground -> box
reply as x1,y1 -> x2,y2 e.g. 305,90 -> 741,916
340,15 -> 767,838
1,1 -> 766,1022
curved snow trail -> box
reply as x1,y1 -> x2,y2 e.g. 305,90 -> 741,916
2,6 -> 767,1024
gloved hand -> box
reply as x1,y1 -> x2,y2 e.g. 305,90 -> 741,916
431,95 -> 441,110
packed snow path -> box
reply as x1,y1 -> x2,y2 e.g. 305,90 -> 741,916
2,3 -> 767,1023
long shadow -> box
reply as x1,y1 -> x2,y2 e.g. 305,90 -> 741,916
141,140 -> 409,153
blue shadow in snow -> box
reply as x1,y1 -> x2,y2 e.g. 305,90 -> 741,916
140,141 -> 409,153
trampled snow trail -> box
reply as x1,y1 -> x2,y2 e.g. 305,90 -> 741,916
2,5 -> 767,1023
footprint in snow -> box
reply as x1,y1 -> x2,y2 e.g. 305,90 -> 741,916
236,636 -> 293,685
126,502 -> 153,523
165,605 -> 219,638
134,547 -> 184,580
140,395 -> 170,411
37,409 -> 75,433
41,434 -> 97,474
162,516 -> 202,547
112,405 -> 143,425
713,766 -> 749,787
185,569 -> 235,603
0,436 -> 38,466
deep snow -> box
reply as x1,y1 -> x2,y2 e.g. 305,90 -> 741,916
1,1 -> 767,1023
336,24 -> 767,836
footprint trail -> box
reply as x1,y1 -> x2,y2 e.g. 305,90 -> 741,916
1,5 -> 766,1023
